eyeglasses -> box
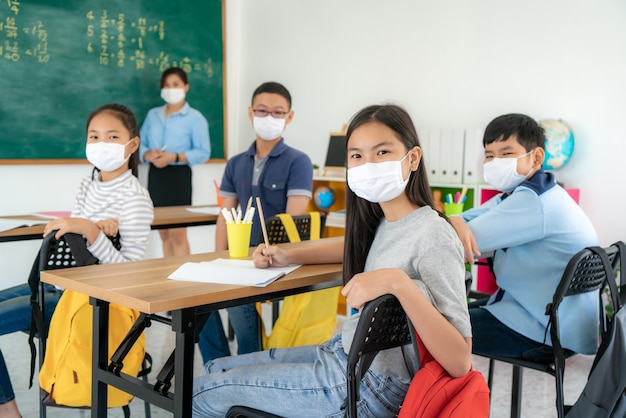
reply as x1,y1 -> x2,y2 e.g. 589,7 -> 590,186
252,109 -> 289,119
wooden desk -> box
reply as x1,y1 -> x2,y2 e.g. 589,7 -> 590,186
40,237 -> 343,417
0,205 -> 218,243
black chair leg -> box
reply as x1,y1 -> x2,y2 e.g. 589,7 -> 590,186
228,317 -> 235,341
487,358 -> 495,400
142,358 -> 152,417
510,365 -> 523,418
272,301 -> 280,325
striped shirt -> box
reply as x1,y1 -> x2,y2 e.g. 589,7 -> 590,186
72,169 -> 154,264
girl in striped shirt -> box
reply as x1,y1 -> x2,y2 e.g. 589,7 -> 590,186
0,103 -> 153,418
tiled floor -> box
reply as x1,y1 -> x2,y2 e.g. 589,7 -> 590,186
1,311 -> 594,418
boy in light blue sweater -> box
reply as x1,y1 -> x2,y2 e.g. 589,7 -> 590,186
449,113 -> 599,359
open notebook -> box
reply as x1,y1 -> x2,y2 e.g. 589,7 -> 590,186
168,258 -> 301,287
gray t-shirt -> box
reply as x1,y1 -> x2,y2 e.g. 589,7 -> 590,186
341,206 -> 472,381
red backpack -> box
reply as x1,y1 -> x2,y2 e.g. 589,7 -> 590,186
398,336 -> 490,418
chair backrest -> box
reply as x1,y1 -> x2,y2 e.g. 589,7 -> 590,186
343,294 -> 417,417
566,242 -> 626,418
547,245 -> 620,354
259,212 -> 326,245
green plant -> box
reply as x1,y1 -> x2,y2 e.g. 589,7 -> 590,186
603,265 -> 622,320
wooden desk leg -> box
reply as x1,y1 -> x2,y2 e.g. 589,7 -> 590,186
172,307 -> 196,418
91,297 -> 110,417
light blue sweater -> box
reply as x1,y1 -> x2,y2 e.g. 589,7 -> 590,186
459,171 -> 599,354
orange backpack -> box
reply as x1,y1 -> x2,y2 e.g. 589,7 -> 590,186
398,336 -> 490,418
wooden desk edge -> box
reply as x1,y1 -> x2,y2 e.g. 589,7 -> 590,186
40,237 -> 345,314
0,205 -> 217,241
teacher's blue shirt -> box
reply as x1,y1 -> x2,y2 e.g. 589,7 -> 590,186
139,102 -> 211,166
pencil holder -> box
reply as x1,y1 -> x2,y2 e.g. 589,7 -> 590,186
226,222 -> 252,259
444,202 -> 464,216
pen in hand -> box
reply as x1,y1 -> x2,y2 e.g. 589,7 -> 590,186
255,197 -> 272,265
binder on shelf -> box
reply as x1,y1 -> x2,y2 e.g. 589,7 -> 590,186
463,127 -> 485,184
439,128 -> 465,184
418,127 -> 443,184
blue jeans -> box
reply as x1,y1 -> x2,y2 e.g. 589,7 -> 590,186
0,283 -> 61,336
0,283 -> 61,404
0,350 -> 14,405
469,299 -> 560,361
192,334 -> 408,418
197,303 -> 261,363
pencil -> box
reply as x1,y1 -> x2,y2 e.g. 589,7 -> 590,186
245,196 -> 253,220
458,185 -> 468,205
255,196 -> 272,265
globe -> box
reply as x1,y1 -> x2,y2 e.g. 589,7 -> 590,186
540,119 -> 575,170
314,186 -> 335,210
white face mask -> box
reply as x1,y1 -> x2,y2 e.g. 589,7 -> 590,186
161,88 -> 186,105
86,139 -> 133,172
347,152 -> 411,203
483,150 -> 534,192
253,116 -> 286,141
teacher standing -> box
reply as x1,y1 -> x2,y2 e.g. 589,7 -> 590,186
140,67 -> 211,257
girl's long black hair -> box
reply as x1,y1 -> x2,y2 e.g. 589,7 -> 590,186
342,104 -> 443,284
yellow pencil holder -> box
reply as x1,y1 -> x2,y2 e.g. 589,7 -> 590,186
226,222 -> 252,259
444,202 -> 464,216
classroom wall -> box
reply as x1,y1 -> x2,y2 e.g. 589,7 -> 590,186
2,0 -> 625,286
230,0 -> 626,247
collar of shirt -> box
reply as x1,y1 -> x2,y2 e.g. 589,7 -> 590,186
244,138 -> 287,159
158,101 -> 190,118
502,169 -> 555,201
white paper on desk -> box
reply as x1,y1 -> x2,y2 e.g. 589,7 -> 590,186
0,218 -> 48,232
185,206 -> 222,215
167,258 -> 302,287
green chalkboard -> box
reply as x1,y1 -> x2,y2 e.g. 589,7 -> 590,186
0,0 -> 224,162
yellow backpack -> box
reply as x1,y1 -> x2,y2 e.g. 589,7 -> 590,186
39,288 -> 145,408
259,212 -> 341,349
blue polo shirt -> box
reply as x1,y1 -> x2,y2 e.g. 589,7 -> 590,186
139,102 -> 211,166
220,139 -> 313,245
458,171 -> 599,354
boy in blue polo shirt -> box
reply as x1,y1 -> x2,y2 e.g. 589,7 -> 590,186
198,82 -> 313,362
449,113 -> 599,360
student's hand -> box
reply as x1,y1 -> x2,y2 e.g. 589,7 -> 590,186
252,244 -> 290,268
43,217 -> 99,242
95,218 -> 119,237
448,216 -> 480,263
342,268 -> 404,310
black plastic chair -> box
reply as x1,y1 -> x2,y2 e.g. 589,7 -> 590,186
481,244 -> 622,418
226,294 -> 417,418
342,294 -> 418,417
260,212 -> 327,324
259,212 -> 327,246
30,232 -> 152,418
